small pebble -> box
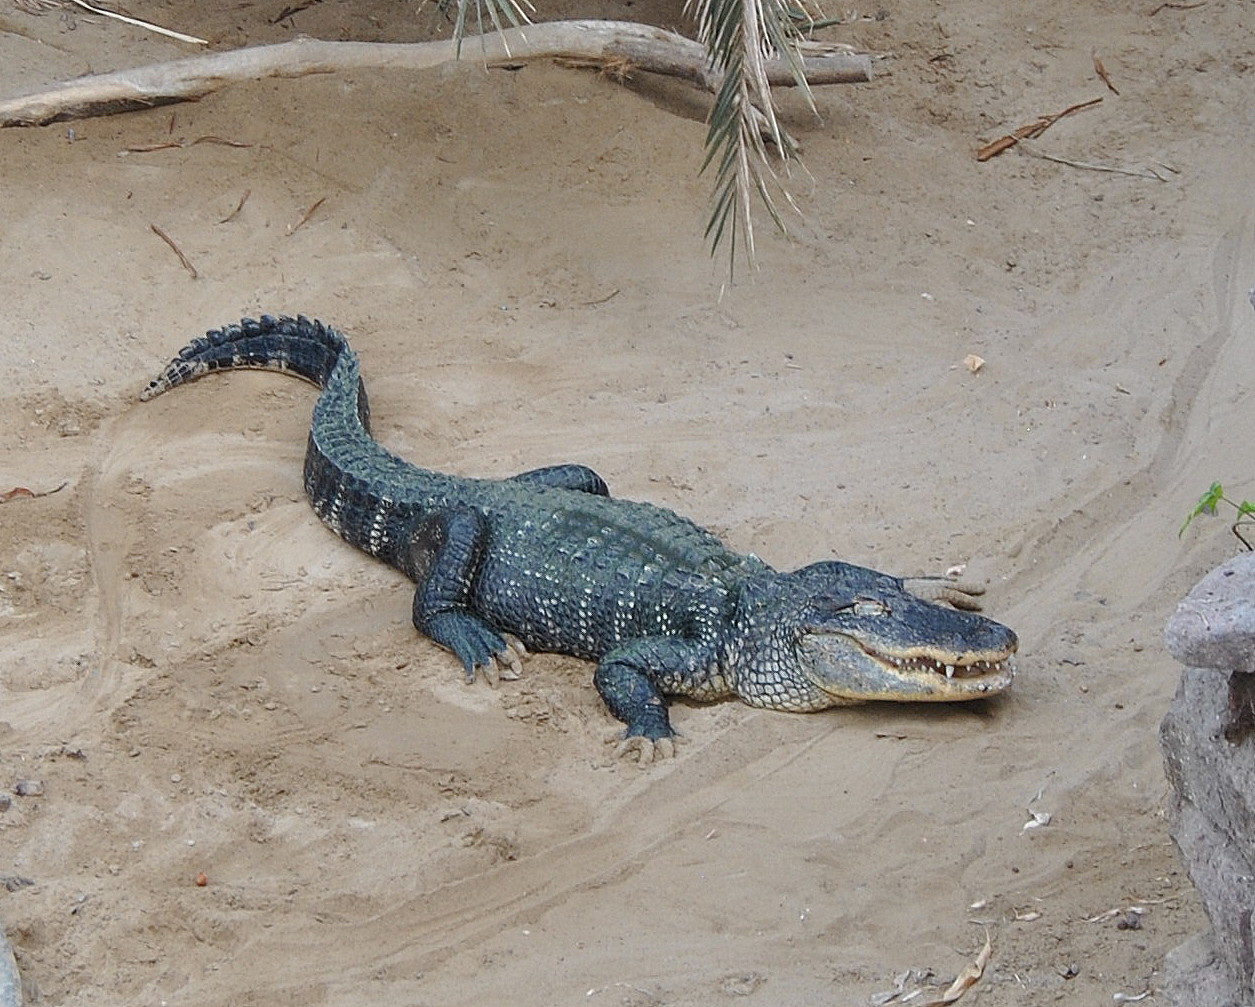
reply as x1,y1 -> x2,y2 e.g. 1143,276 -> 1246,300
14,779 -> 44,797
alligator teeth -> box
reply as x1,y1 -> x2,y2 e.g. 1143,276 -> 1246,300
876,652 -> 1012,679
873,642 -> 1019,683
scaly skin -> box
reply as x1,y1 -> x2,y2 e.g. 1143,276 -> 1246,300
142,316 -> 1018,761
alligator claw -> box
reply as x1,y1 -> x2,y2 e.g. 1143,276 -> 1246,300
470,637 -> 527,687
494,637 -> 526,682
609,731 -> 685,766
903,576 -> 987,612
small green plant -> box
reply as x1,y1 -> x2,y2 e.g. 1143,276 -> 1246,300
1180,481 -> 1255,550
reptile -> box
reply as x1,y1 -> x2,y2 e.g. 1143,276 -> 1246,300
141,315 -> 1018,761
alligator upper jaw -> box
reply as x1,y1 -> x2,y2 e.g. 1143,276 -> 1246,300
805,634 -> 1017,702
876,648 -> 1016,683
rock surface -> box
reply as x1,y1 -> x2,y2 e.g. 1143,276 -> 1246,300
1161,553 -> 1255,1007
1165,554 -> 1255,674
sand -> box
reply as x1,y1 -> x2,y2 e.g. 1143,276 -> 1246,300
1,0 -> 1252,1003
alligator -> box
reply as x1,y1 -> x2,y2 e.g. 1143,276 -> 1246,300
141,316 -> 1018,762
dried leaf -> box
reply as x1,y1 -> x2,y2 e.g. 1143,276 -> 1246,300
1023,810 -> 1052,830
918,934 -> 992,1006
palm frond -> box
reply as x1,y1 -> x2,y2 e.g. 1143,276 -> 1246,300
443,0 -> 812,273
448,0 -> 534,57
688,0 -> 813,270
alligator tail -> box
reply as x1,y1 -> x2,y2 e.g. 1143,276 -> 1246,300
142,316 -> 384,555
140,315 -> 352,401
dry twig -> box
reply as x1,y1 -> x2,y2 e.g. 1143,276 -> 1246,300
219,189 -> 251,224
1149,1 -> 1206,13
125,134 -> 253,152
62,0 -> 207,45
1019,143 -> 1170,181
0,481 -> 68,503
149,224 -> 198,278
271,0 -> 324,24
579,287 -> 621,306
288,196 -> 327,234
1092,52 -> 1119,94
976,97 -> 1103,162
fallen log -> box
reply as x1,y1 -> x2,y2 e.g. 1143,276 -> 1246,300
0,20 -> 872,128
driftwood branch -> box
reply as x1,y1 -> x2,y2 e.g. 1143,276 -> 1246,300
0,20 -> 872,128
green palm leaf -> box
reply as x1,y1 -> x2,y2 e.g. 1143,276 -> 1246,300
689,0 -> 812,270
449,0 -> 534,57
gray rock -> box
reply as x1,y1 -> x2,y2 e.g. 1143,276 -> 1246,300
1162,933 -> 1244,1007
1161,555 -> 1255,1007
1165,553 -> 1255,674
0,923 -> 21,1007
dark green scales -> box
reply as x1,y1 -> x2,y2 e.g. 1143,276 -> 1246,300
142,316 -> 1018,760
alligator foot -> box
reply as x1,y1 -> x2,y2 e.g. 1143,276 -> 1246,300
903,576 -> 988,612
607,730 -> 686,766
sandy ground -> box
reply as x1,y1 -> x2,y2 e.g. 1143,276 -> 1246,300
1,0 -> 1253,1003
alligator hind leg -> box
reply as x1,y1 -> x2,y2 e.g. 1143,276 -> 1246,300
405,508 -> 520,684
509,463 -> 609,496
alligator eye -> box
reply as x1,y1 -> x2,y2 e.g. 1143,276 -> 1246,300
853,598 -> 888,617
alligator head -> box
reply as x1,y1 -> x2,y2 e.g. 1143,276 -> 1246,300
734,561 -> 1017,709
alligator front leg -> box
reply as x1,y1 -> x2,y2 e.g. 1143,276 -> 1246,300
509,463 -> 609,496
902,576 -> 987,612
406,508 -> 522,684
595,637 -> 704,764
